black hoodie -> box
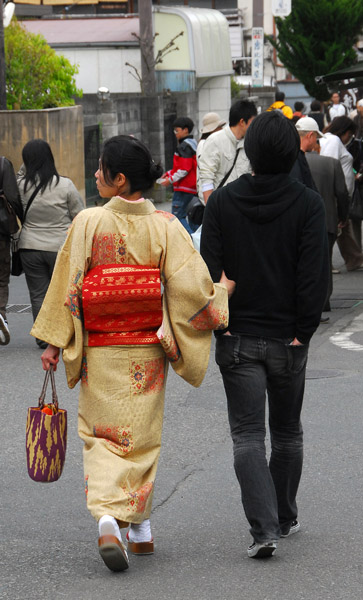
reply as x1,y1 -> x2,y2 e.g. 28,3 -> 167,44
201,173 -> 329,344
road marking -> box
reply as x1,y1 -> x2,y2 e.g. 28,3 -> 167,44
329,313 -> 363,351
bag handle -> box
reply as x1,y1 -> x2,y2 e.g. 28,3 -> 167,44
38,366 -> 59,412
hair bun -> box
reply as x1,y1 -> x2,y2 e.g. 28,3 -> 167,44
149,162 -> 163,182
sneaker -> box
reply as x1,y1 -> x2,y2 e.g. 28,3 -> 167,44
280,519 -> 300,538
0,315 -> 10,345
247,541 -> 277,558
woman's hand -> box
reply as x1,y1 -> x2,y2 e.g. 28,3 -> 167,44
41,344 -> 60,371
220,270 -> 236,299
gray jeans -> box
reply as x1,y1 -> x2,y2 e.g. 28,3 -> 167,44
20,250 -> 57,321
216,333 -> 308,543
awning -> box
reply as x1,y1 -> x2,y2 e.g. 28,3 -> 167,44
315,62 -> 363,91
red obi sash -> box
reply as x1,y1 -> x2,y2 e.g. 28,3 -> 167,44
82,264 -> 162,346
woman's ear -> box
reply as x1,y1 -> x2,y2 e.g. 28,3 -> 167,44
115,172 -> 128,192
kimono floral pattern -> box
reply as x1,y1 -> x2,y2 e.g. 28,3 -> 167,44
81,352 -> 88,384
93,424 -> 134,455
130,358 -> 165,395
154,210 -> 176,222
91,232 -> 127,266
65,269 -> 83,319
122,482 -> 153,513
188,300 -> 228,331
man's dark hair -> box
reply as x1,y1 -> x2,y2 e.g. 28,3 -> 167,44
244,111 -> 300,175
310,100 -> 321,112
294,101 -> 304,112
229,99 -> 257,127
275,91 -> 285,102
173,117 -> 194,133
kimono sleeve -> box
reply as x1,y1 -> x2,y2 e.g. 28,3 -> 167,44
157,219 -> 228,387
30,212 -> 90,388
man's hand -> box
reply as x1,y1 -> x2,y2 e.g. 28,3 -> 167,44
41,344 -> 60,371
290,338 -> 303,346
203,189 -> 213,204
159,178 -> 171,187
220,270 -> 236,298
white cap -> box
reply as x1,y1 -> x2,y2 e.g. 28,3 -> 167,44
295,116 -> 324,138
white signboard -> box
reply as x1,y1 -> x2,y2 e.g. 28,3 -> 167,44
252,27 -> 264,87
272,0 -> 291,17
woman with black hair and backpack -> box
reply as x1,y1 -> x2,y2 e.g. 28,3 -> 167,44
17,139 -> 83,348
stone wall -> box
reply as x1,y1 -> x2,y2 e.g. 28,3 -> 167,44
0,105 -> 85,201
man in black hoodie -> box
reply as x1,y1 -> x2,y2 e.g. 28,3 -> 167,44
201,111 -> 329,559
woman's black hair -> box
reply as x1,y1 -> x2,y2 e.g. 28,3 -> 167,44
323,116 -> 357,139
244,111 -> 300,175
22,139 -> 60,193
100,135 -> 163,194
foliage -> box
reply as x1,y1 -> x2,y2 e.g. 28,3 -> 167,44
231,77 -> 244,99
125,30 -> 183,94
4,19 -> 82,110
268,0 -> 363,100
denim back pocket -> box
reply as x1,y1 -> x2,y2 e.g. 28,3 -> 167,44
215,334 -> 240,368
285,344 -> 309,374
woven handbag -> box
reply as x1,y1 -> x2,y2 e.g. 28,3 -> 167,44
26,367 -> 67,483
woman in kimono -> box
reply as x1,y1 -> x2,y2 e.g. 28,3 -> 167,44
34,135 -> 229,573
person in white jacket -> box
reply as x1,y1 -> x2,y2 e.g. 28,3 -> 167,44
198,100 -> 257,204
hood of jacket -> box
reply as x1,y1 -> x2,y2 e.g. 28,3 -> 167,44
220,173 -> 306,224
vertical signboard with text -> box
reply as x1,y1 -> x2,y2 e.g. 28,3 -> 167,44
252,27 -> 264,87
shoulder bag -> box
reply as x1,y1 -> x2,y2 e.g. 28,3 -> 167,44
187,147 -> 242,226
11,182 -> 43,276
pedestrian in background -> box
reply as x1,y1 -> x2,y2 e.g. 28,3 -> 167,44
306,145 -> 350,312
201,111 -> 329,559
292,101 -> 305,123
196,112 -> 226,205
0,157 -> 23,345
34,135 -> 228,573
266,90 -> 293,119
198,99 -> 257,204
160,117 -> 198,233
329,92 -> 347,122
320,117 -> 363,270
308,99 -> 325,131
17,139 -> 83,348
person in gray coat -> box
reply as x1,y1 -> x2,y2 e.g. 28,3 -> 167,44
17,139 -> 84,348
306,150 -> 350,311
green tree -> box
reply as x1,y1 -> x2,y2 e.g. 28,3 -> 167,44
268,0 -> 363,100
5,19 -> 82,110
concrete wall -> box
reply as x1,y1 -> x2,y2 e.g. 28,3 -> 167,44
0,105 -> 85,201
197,75 -> 231,125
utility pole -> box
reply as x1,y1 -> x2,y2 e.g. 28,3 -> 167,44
138,0 -> 155,96
0,1 -> 6,109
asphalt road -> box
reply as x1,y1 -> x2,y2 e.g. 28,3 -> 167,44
2,239 -> 363,600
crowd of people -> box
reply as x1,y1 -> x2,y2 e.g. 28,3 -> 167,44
0,87 -> 361,571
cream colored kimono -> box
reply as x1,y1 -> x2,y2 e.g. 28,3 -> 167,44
31,197 -> 228,525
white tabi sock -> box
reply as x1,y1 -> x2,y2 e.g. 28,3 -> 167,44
128,519 -> 152,543
98,515 -> 122,544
